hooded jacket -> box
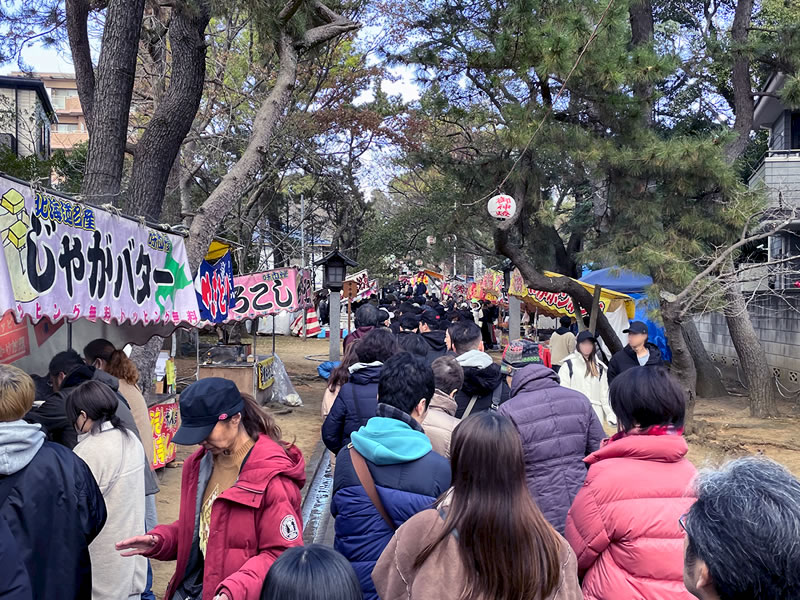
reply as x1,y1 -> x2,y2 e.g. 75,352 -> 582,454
421,391 -> 459,458
322,363 -> 382,454
420,330 -> 448,364
565,434 -> 697,600
0,515 -> 32,600
558,352 -> 615,426
332,405 -> 451,600
497,365 -> 605,534
146,435 -> 306,600
0,421 -> 107,600
453,350 -> 510,418
607,342 -> 663,384
549,328 -> 577,367
373,509 -> 583,600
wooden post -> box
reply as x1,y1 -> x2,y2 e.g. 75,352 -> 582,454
588,285 -> 603,334
509,296 -> 522,342
347,297 -> 352,335
572,296 -> 585,331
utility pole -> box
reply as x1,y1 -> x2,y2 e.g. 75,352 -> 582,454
300,193 -> 306,268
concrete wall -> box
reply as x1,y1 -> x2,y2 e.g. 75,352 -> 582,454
695,293 -> 800,384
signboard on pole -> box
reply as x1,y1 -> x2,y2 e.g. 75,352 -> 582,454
228,267 -> 313,321
194,251 -> 236,323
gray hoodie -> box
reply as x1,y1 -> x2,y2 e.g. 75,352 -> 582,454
0,420 -> 46,476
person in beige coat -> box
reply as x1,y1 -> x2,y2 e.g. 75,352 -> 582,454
423,356 -> 462,458
373,412 -> 583,600
550,317 -> 578,367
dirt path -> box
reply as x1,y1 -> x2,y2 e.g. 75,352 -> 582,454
149,336 -> 800,597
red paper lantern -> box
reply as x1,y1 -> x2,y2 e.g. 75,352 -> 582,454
487,194 -> 517,220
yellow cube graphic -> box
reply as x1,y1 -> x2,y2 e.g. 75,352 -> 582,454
7,219 -> 27,248
1,189 -> 24,214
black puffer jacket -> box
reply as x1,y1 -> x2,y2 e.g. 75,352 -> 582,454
607,342 -> 664,384
321,364 -> 382,454
454,356 -> 511,418
0,434 -> 107,600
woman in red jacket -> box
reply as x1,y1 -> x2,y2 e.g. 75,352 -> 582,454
565,367 -> 697,600
116,378 -> 305,600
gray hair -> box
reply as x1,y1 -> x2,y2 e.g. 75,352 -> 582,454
685,456 -> 800,599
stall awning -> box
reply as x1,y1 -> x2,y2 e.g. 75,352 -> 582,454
509,269 -> 636,319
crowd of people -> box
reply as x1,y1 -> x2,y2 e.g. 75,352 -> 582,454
2,290 -> 800,600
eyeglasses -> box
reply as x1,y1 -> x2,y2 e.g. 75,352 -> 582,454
678,513 -> 688,532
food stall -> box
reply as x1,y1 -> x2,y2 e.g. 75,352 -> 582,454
197,266 -> 312,403
0,173 -> 202,470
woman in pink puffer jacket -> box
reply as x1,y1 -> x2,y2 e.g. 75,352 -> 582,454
565,366 -> 697,600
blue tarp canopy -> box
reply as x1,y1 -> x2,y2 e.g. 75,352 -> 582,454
580,268 -> 653,295
580,267 -> 672,362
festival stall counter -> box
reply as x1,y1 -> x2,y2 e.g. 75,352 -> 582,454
196,265 -> 312,405
0,173 -> 203,470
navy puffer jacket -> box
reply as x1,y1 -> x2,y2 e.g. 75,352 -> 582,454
498,364 -> 605,534
321,364 -> 382,454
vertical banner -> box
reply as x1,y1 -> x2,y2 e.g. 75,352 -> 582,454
194,251 -> 235,323
0,312 -> 29,364
149,400 -> 179,469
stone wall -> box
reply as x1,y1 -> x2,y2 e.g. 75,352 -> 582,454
694,292 -> 800,385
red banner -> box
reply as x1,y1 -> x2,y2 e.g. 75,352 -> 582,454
0,312 -> 29,364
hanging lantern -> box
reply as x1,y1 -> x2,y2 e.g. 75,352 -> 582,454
415,259 -> 424,266
426,235 -> 437,246
487,194 -> 517,220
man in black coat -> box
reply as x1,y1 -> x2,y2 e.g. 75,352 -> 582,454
446,321 -> 510,418
608,320 -> 664,384
418,310 -> 448,364
0,364 -> 107,600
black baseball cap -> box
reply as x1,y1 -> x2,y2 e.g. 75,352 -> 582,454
576,330 -> 597,344
172,378 -> 244,445
623,321 -> 649,335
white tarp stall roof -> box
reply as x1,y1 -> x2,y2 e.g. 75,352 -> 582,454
0,173 -> 201,369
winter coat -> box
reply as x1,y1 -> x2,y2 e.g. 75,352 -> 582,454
422,391 -> 459,458
74,423 -> 147,600
0,421 -> 107,600
0,509 -> 33,600
497,365 -> 605,534
118,379 -> 155,469
332,406 -> 451,600
343,325 -> 375,352
414,282 -> 428,297
558,353 -> 616,426
147,435 -> 306,600
565,434 -> 697,600
550,328 -> 577,366
25,367 -> 159,495
453,350 -> 511,418
322,363 -> 382,454
420,330 -> 448,364
607,342 -> 663,384
373,509 -> 583,600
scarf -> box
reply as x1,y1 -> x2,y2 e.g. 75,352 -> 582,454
375,402 -> 426,433
607,424 -> 684,445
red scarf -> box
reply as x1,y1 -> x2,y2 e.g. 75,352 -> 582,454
605,424 -> 684,446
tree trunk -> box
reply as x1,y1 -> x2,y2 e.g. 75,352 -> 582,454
127,0 -> 211,221
494,227 -> 623,355
661,299 -> 697,433
722,272 -> 779,417
131,336 -> 164,396
186,33 -> 301,269
682,318 -> 728,397
68,0 -> 147,203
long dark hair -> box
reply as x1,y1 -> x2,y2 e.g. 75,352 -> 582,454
415,412 -> 561,600
236,392 -> 283,444
328,340 -> 361,393
65,380 -> 129,436
261,544 -> 361,600
578,339 -> 600,379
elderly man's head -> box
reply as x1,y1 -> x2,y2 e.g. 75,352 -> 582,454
683,456 -> 800,600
